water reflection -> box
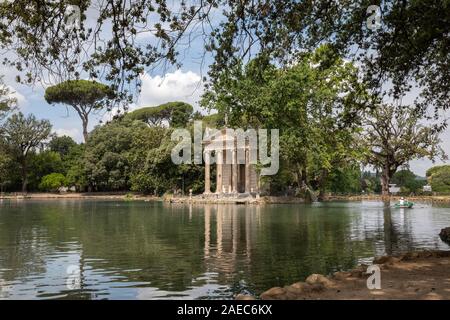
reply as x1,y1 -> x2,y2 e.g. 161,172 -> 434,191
0,200 -> 449,299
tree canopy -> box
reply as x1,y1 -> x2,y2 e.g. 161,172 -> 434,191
427,165 -> 450,193
360,104 -> 446,195
1,1 -> 447,118
45,79 -> 114,141
202,45 -> 369,197
0,112 -> 52,192
126,102 -> 193,127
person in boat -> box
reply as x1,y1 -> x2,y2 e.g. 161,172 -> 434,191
399,197 -> 405,206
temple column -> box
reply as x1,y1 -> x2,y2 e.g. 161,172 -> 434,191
232,149 -> 238,193
204,152 -> 211,194
245,148 -> 250,193
216,150 -> 223,193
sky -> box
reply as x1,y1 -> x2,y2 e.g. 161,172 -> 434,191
1,3 -> 449,177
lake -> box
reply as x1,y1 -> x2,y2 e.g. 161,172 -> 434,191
0,199 -> 449,299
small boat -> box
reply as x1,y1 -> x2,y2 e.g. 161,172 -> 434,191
394,201 -> 414,208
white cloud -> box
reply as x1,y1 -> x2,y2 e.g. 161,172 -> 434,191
6,85 -> 28,107
138,70 -> 203,109
54,127 -> 82,142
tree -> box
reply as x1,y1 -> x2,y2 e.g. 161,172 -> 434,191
0,113 -> 52,193
0,153 -> 12,193
2,1 -> 448,116
392,169 -> 426,194
0,1 -> 216,103
45,80 -> 113,142
326,165 -> 362,195
360,105 -> 446,196
206,0 -> 450,117
49,135 -> 78,159
427,165 -> 450,193
28,151 -> 64,191
126,102 -> 193,127
202,46 -> 368,198
426,165 -> 450,179
361,171 -> 382,194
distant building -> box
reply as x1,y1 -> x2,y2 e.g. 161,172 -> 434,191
423,185 -> 432,192
389,184 -> 401,194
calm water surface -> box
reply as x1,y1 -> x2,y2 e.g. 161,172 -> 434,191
0,199 -> 449,299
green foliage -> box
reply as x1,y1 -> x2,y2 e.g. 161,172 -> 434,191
0,152 -> 13,191
203,45 -> 368,196
39,173 -> 67,192
361,171 -> 382,194
428,165 -> 450,193
2,1 -> 448,118
207,0 -> 450,116
392,170 -> 426,194
45,80 -> 113,108
28,151 -> 64,190
327,165 -> 362,194
49,135 -> 78,159
45,80 -> 114,141
426,165 -> 450,178
200,113 -> 225,127
77,118 -> 143,191
0,112 -> 52,192
126,102 -> 193,127
360,104 -> 446,195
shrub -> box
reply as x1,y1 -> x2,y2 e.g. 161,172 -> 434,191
39,173 -> 67,192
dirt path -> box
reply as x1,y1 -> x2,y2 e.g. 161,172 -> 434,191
238,251 -> 450,300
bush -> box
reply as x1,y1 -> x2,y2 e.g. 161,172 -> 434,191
39,173 -> 67,192
429,167 -> 450,193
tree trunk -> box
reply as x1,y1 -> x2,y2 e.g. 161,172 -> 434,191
301,168 -> 308,186
295,163 -> 303,189
381,167 -> 390,197
318,169 -> 328,201
82,117 -> 89,142
21,160 -> 28,194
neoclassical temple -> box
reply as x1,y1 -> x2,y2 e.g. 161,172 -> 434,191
203,129 -> 259,195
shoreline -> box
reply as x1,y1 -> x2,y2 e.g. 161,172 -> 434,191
1,192 -> 450,204
325,194 -> 450,203
0,192 -> 450,204
0,192 -> 161,201
237,250 -> 450,300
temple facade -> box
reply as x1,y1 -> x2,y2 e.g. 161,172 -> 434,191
203,129 -> 259,195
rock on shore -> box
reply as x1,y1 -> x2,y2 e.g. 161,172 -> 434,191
254,250 -> 450,300
439,227 -> 450,244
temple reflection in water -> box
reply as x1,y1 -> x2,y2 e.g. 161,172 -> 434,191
1,200 -> 449,299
